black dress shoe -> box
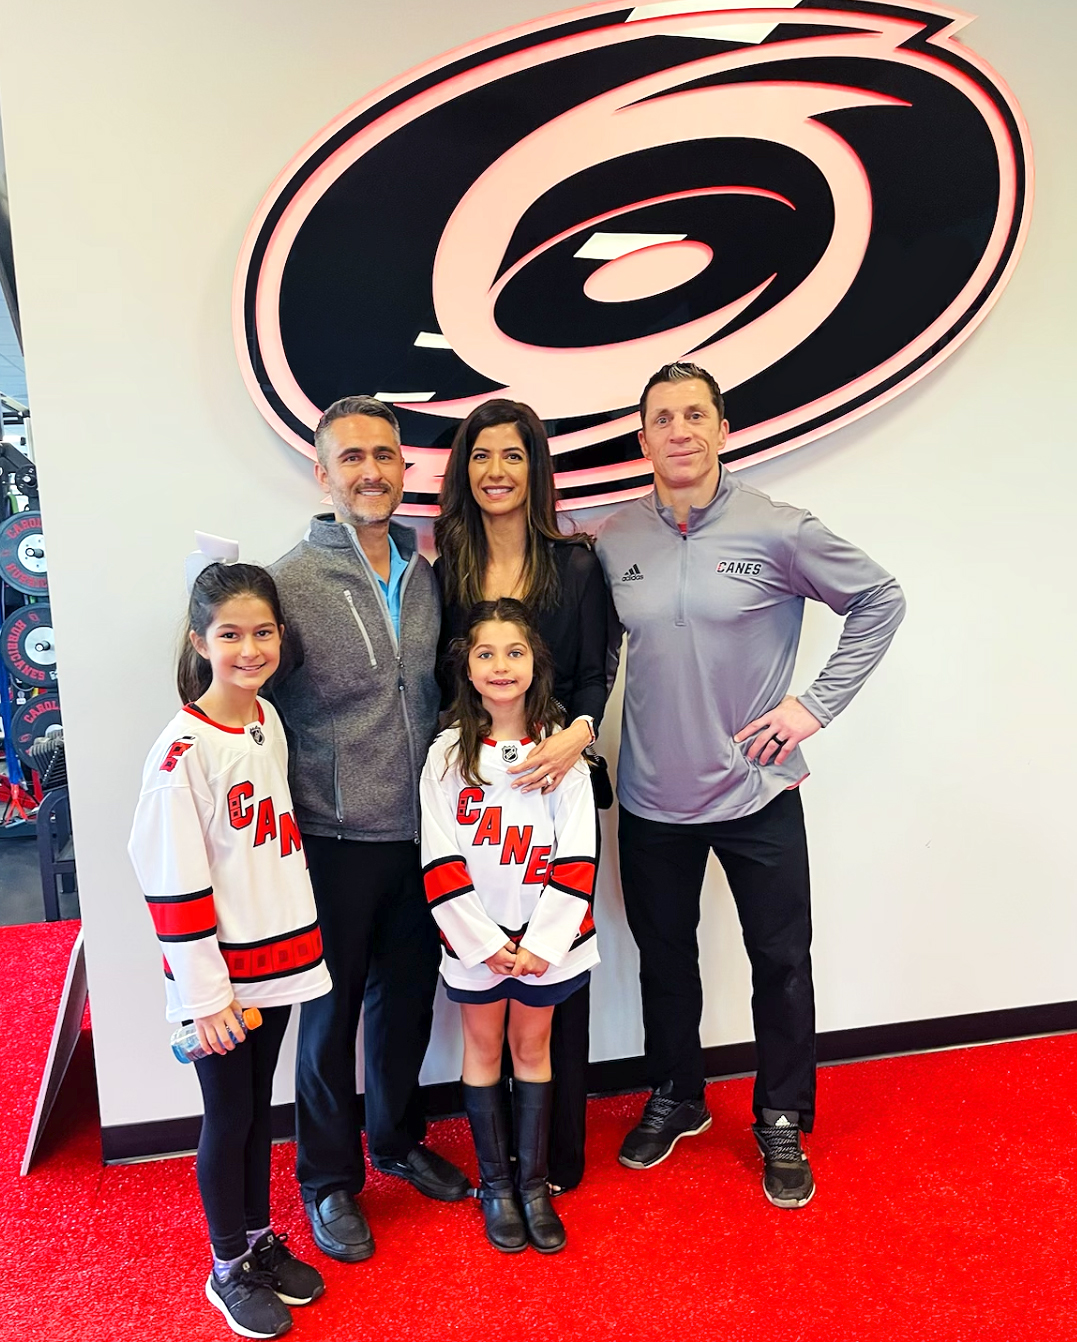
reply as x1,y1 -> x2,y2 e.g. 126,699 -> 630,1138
304,1190 -> 374,1263
373,1145 -> 471,1201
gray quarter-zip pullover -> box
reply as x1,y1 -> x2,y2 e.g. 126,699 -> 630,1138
269,515 -> 441,842
595,471 -> 906,825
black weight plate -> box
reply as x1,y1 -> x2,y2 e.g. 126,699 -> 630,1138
10,692 -> 62,770
1,604 -> 58,687
0,511 -> 47,595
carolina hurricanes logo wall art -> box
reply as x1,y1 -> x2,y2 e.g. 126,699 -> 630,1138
234,1 -> 1032,514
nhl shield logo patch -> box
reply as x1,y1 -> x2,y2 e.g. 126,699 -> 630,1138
250,724 -> 265,746
501,743 -> 520,764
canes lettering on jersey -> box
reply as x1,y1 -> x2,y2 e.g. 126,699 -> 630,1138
129,697 -> 331,1021
419,731 -> 600,992
227,780 -> 303,857
453,787 -> 552,883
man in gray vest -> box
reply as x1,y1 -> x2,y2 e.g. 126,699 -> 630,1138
595,363 -> 905,1208
271,396 -> 469,1263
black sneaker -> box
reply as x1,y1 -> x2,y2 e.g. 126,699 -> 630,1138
752,1118 -> 815,1208
250,1231 -> 325,1306
205,1256 -> 293,1339
618,1081 -> 712,1169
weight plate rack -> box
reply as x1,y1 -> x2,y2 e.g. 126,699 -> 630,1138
0,511 -> 47,596
1,497 -> 61,817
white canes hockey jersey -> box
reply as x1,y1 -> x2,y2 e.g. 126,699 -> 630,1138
129,698 -> 332,1022
420,730 -> 599,993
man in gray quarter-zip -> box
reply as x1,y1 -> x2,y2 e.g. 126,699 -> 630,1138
595,363 -> 905,1210
270,396 -> 469,1265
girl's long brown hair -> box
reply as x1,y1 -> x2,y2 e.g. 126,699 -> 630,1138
444,599 -> 563,787
177,563 -> 287,703
433,399 -> 588,612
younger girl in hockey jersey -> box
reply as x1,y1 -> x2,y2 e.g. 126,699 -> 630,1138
129,563 -> 332,1341
420,598 -> 598,1255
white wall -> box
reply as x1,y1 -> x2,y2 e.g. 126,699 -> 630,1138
0,0 -> 1072,1133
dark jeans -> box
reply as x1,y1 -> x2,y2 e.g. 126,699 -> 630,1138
618,788 -> 816,1130
295,835 -> 441,1202
193,1005 -> 292,1260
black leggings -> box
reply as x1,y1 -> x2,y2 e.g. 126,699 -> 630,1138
192,1005 -> 291,1259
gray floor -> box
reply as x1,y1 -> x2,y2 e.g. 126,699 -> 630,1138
0,834 -> 79,925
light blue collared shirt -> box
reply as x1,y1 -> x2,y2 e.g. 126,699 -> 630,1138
376,533 -> 409,640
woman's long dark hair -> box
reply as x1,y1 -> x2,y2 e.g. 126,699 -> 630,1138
177,562 -> 286,704
433,399 -> 587,612
444,598 -> 563,787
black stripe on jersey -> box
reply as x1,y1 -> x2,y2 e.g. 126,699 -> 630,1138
546,878 -> 593,903
217,919 -> 320,953
439,931 -> 459,959
569,925 -> 598,951
428,883 -> 476,912
498,922 -> 528,941
156,925 -> 218,944
145,887 -> 213,904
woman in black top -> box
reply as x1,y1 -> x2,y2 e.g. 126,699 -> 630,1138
433,399 -> 609,1194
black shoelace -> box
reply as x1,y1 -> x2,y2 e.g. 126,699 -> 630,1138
639,1093 -> 680,1131
758,1125 -> 802,1163
257,1232 -> 291,1269
223,1263 -> 277,1300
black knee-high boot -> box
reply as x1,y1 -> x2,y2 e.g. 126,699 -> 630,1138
513,1079 -> 566,1253
462,1082 -> 527,1253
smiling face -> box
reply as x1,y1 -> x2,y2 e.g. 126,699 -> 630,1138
190,595 -> 282,695
468,423 -> 530,519
638,377 -> 729,495
315,413 -> 405,528
467,619 -> 534,711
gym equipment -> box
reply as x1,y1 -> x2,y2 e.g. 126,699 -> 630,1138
1,604 -> 57,687
9,693 -> 61,770
0,511 -> 47,595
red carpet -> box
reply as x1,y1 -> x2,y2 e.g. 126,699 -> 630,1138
1,920 -> 1074,1341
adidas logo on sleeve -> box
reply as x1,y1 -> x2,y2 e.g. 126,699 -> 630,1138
621,563 -> 644,582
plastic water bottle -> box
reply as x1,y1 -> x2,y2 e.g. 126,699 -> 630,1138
170,1007 -> 263,1063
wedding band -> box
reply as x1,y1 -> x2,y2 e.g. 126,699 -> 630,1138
774,736 -> 788,746
544,773 -> 553,787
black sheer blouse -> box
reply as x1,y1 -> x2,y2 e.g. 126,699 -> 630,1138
434,539 -> 610,731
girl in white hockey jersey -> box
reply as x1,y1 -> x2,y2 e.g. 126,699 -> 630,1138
129,563 -> 331,1341
420,598 -> 598,1255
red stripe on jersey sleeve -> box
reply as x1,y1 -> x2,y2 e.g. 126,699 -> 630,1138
146,890 -> 217,941
422,857 -> 472,905
548,858 -> 595,899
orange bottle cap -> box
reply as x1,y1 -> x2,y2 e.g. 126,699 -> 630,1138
242,1007 -> 263,1030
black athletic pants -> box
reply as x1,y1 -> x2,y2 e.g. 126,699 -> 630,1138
295,835 -> 441,1203
193,1005 -> 291,1260
618,788 -> 816,1130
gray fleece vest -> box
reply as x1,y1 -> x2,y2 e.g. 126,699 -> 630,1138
269,516 -> 441,843
595,472 -> 906,825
